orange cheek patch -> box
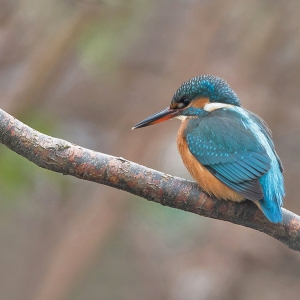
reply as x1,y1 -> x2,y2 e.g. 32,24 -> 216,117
192,97 -> 210,108
170,102 -> 178,109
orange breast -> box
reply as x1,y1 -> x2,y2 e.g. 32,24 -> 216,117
177,120 -> 245,202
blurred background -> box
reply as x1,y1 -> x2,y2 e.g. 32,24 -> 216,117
0,0 -> 300,299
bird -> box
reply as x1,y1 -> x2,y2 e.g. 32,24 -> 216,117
132,75 -> 285,223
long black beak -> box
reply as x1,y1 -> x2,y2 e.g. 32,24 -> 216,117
132,107 -> 180,129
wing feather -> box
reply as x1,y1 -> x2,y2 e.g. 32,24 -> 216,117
185,109 -> 272,200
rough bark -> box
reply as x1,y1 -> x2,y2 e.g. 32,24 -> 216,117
0,108 -> 299,251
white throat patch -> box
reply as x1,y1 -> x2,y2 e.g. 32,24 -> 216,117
175,115 -> 187,121
203,102 -> 234,112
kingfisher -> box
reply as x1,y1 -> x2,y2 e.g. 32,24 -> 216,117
132,75 -> 285,223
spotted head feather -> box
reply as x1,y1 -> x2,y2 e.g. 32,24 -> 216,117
172,75 -> 241,106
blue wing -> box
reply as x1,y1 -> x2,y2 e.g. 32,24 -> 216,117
246,110 -> 284,172
185,108 -> 272,201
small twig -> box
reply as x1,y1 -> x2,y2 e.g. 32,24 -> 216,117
0,108 -> 299,251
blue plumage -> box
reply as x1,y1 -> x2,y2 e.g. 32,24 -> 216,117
173,75 -> 241,106
133,75 -> 285,223
180,86 -> 285,223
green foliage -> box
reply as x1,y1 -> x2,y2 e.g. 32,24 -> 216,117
0,110 -> 61,206
77,0 -> 153,73
132,196 -> 206,246
0,148 -> 34,201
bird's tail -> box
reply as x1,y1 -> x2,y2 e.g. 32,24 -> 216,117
255,199 -> 282,223
256,163 -> 284,223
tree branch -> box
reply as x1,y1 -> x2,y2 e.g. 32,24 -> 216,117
0,108 -> 299,251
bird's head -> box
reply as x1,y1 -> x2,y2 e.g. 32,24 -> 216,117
132,75 -> 241,129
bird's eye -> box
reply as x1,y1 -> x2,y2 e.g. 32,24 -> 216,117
182,98 -> 191,107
